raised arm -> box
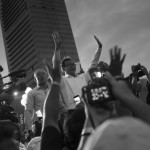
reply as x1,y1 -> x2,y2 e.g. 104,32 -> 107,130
24,91 -> 34,131
41,31 -> 63,150
41,64 -> 62,150
89,35 -> 102,68
24,91 -> 35,139
42,31 -> 62,129
42,62 -> 61,130
52,31 -> 62,70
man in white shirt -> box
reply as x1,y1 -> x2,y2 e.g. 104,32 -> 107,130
24,69 -> 50,135
52,31 -> 102,110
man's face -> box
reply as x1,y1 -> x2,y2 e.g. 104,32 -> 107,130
64,59 -> 76,75
34,70 -> 48,85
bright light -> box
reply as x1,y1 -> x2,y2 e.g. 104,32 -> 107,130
25,87 -> 32,94
36,110 -> 43,117
21,87 -> 32,107
13,91 -> 19,96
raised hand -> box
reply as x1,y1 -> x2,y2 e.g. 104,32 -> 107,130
43,59 -> 61,83
109,45 -> 126,76
94,35 -> 102,49
105,72 -> 134,101
52,31 -> 62,50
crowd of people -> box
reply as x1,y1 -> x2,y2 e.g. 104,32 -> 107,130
1,30 -> 150,150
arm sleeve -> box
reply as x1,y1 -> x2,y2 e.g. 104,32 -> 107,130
52,50 -> 61,70
24,91 -> 34,130
89,47 -> 102,68
83,47 -> 102,83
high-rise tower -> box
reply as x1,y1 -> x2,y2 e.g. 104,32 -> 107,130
0,0 -> 79,87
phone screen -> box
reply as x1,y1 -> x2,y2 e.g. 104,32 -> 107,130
73,95 -> 81,105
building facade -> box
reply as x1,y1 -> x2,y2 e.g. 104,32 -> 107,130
0,0 -> 79,87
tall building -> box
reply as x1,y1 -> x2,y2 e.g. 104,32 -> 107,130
0,0 -> 79,87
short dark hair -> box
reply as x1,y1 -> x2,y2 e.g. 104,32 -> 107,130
61,56 -> 72,69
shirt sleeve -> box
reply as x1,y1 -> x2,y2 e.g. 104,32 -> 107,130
24,91 -> 34,130
41,126 -> 62,150
83,47 -> 102,84
89,47 -> 102,68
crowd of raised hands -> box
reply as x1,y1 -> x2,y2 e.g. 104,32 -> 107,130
40,31 -> 150,150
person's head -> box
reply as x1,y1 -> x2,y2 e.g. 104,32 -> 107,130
97,61 -> 109,72
61,57 -> 76,76
0,120 -> 20,150
34,69 -> 48,86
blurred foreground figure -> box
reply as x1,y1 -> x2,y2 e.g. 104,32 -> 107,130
83,117 -> 150,150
